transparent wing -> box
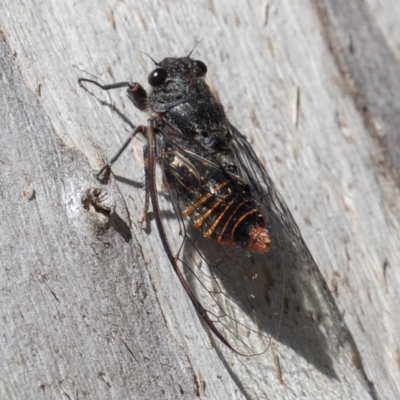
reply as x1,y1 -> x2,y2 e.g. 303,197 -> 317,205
151,123 -> 305,356
227,125 -> 343,355
228,124 -> 309,258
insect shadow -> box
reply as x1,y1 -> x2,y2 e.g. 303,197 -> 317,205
180,216 -> 340,379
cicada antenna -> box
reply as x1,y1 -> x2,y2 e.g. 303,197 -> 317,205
187,39 -> 204,58
141,51 -> 159,65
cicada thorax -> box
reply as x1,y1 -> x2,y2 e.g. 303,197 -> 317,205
163,149 -> 271,252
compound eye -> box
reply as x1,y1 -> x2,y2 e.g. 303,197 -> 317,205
148,68 -> 167,86
194,60 -> 207,76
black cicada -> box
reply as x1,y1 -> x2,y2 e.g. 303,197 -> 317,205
79,53 -> 310,356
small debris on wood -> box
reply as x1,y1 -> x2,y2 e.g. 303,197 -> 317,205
82,187 -> 115,217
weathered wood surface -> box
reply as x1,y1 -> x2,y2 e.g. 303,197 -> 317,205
1,1 -> 399,399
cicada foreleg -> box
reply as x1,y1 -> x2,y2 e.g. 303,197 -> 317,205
78,78 -> 148,111
78,76 -> 149,177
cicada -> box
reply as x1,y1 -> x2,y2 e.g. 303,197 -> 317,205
79,53 -> 311,356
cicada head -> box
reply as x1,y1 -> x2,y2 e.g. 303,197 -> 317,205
148,57 -> 207,86
147,57 -> 208,106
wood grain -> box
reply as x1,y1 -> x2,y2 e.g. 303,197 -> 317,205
1,1 -> 399,399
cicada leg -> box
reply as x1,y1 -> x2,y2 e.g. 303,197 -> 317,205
141,143 -> 151,225
94,125 -> 147,178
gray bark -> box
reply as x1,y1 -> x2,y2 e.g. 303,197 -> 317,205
1,0 -> 399,399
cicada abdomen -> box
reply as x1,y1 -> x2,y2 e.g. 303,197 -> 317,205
163,148 -> 271,252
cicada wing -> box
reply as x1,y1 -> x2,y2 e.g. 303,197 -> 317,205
228,124 -> 304,245
153,131 -> 285,356
228,124 -> 343,344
